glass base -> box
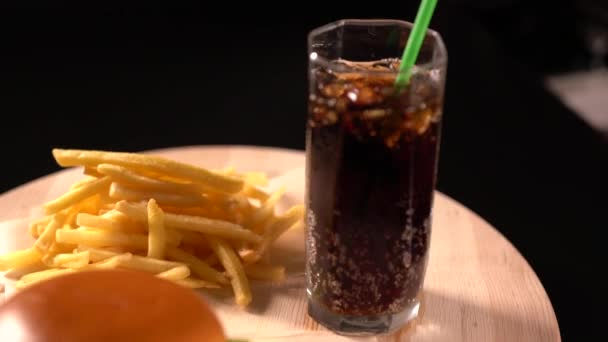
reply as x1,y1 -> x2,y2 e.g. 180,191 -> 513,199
307,296 -> 421,336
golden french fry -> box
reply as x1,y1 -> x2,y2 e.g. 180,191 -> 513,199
48,241 -> 77,254
83,166 -> 104,178
173,278 -> 221,289
77,247 -> 186,274
16,268 -> 74,289
244,263 -> 286,282
166,247 -> 228,285
97,208 -> 112,216
147,199 -> 166,259
34,213 -> 65,254
247,186 -> 286,231
51,251 -> 90,269
242,205 -> 305,265
56,228 -> 147,250
43,176 -> 111,215
117,256 -> 184,274
76,194 -> 104,216
223,195 -> 251,219
116,201 -> 262,243
85,253 -> 133,270
76,213 -> 141,232
70,176 -> 98,190
101,209 -> 131,222
160,205 -> 232,222
238,249 -> 259,265
64,205 -> 83,227
109,182 -> 207,208
242,185 -> 270,202
8,147 -> 303,307
207,236 -> 252,307
40,253 -> 56,267
29,216 -> 52,239
75,246 -> 121,261
78,214 -> 179,247
267,205 -> 304,241
0,248 -> 42,271
156,265 -> 190,281
97,163 -> 206,195
212,166 -> 235,175
243,172 -> 268,187
257,205 -> 305,255
52,149 -> 243,193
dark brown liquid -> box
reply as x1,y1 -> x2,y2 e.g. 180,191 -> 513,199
305,59 -> 443,316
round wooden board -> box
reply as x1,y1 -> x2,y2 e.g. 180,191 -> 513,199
0,145 -> 560,342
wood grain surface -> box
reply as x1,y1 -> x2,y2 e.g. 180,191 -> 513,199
0,145 -> 560,342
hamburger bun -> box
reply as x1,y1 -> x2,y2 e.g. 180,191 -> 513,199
0,269 -> 226,342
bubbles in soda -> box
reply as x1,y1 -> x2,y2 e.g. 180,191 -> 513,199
305,59 -> 443,316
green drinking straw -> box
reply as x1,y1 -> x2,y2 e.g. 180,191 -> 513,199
394,0 -> 439,90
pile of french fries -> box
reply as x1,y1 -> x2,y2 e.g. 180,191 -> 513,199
0,149 -> 304,307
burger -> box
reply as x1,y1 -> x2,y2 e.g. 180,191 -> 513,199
0,269 -> 243,342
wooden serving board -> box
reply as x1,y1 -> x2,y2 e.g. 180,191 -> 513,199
0,145 -> 560,342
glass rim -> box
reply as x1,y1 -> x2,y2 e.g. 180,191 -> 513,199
308,19 -> 448,75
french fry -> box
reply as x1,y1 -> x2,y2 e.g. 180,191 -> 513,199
115,201 -> 262,243
51,251 -> 90,269
34,214 -> 64,253
265,205 -> 305,243
213,166 -> 236,175
29,216 -> 52,239
74,246 -> 122,261
242,185 -> 270,202
43,176 -> 111,215
243,172 -> 269,187
48,241 -> 77,254
109,182 -> 207,208
76,194 -> 105,216
83,166 -> 104,178
97,163 -> 206,195
1,148 -> 303,307
247,186 -> 286,232
76,213 -> 179,247
222,195 -> 251,221
86,253 -> 133,270
160,205 -> 232,222
257,205 -> 305,255
76,213 -> 140,232
52,149 -> 244,193
77,247 -> 187,274
156,265 -> 190,281
56,228 -> 148,250
64,204 -> 83,227
147,199 -> 166,259
101,209 -> 132,222
0,248 -> 42,271
70,176 -> 98,190
166,247 -> 228,285
15,268 -> 74,289
173,278 -> 221,289
207,236 -> 252,307
241,205 -> 305,265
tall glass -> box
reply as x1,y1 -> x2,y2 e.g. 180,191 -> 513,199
304,19 -> 447,335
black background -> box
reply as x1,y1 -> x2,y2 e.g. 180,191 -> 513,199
1,2 -> 607,340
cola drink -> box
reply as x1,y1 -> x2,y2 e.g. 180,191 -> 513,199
304,19 -> 447,336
